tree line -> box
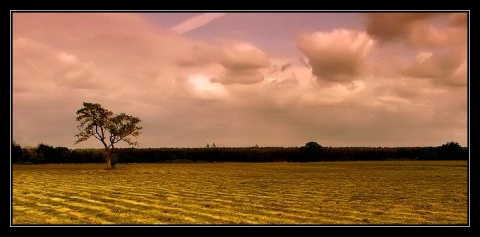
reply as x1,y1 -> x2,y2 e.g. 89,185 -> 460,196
11,102 -> 468,168
11,141 -> 468,164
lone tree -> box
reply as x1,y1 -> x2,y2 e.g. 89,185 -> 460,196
74,102 -> 142,169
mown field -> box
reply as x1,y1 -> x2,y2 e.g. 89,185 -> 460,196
12,161 -> 468,225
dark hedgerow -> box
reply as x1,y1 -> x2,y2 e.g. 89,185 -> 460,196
11,141 -> 468,164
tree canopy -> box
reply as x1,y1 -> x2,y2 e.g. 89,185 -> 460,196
300,141 -> 324,162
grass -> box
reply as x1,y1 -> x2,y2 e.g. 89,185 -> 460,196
12,161 -> 468,225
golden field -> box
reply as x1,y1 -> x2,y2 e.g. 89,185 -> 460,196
12,161 -> 468,225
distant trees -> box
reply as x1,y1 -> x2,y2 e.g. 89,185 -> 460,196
205,143 -> 217,148
11,140 -> 468,164
74,102 -> 142,169
11,142 -> 47,164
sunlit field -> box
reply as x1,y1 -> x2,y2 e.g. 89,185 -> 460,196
12,161 -> 468,225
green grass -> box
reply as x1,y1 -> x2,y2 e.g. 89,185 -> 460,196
12,161 -> 468,225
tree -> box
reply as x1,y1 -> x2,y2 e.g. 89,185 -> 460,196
12,141 -> 23,163
438,141 -> 465,160
74,102 -> 142,169
35,143 -> 55,164
54,146 -> 71,163
300,141 -> 324,162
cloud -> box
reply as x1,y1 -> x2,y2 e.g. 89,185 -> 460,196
264,57 -> 315,91
380,77 -> 433,99
53,52 -> 97,89
407,21 -> 467,48
176,43 -> 219,67
12,13 -> 467,148
447,61 -> 467,87
212,69 -> 265,85
214,43 -> 271,84
218,43 -> 270,70
364,13 -> 440,43
185,74 -> 228,100
363,13 -> 467,88
268,73 -> 299,88
296,29 -> 374,83
364,13 -> 467,48
299,80 -> 366,106
400,50 -> 466,86
13,38 -> 54,93
170,13 -> 227,34
178,42 -> 271,85
448,13 -> 468,28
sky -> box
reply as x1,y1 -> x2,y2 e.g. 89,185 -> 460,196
11,11 -> 469,149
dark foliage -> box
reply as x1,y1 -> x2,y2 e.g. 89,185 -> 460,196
300,141 -> 324,162
12,141 -> 23,163
34,144 -> 54,164
437,142 -> 465,160
11,141 -> 468,164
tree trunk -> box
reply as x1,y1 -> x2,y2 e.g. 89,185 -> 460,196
105,148 -> 112,169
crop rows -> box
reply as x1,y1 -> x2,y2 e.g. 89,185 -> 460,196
12,161 -> 468,225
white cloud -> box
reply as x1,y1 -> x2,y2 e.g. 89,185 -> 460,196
186,73 -> 228,100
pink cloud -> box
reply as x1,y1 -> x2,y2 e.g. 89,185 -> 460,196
53,52 -> 97,89
218,43 -> 270,70
365,13 -> 467,49
448,13 -> 468,28
400,50 -> 466,86
12,12 -> 468,148
364,13 -> 443,43
296,29 -> 373,83
212,69 -> 265,85
177,42 -> 271,85
176,43 -> 219,67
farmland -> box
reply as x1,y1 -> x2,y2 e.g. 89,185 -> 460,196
12,161 -> 468,225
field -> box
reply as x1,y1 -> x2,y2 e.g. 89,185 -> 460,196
12,161 -> 468,225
